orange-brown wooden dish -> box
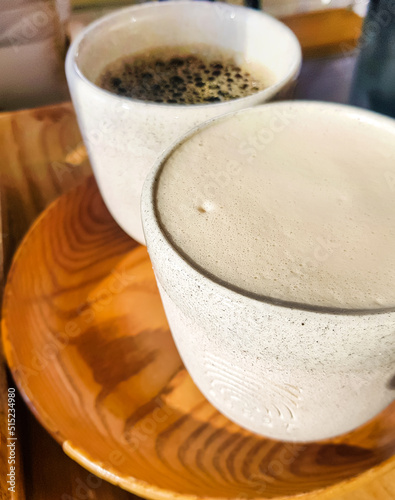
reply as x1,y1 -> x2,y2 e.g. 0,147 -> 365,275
2,175 -> 395,500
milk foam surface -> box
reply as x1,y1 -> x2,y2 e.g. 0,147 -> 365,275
156,104 -> 395,309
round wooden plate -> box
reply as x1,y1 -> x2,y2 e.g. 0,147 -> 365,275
2,176 -> 395,499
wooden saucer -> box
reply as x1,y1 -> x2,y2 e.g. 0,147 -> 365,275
2,176 -> 395,499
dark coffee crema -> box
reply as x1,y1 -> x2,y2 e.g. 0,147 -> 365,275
96,45 -> 271,104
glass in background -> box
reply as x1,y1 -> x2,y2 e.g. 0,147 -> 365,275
0,0 -> 70,111
278,0 -> 368,104
260,0 -> 368,18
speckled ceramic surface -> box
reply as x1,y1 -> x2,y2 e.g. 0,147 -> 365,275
65,0 -> 301,244
141,102 -> 395,442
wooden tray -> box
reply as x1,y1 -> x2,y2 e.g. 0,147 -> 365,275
2,175 -> 395,499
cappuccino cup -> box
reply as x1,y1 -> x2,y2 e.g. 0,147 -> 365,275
65,0 -> 301,244
142,101 -> 395,442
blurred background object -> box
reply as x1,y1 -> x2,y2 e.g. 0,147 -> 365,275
350,0 -> 395,118
68,0 -> 368,12
260,0 -> 368,18
0,0 -> 368,111
0,0 -> 70,111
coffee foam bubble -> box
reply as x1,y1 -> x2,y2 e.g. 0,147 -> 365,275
156,105 -> 395,309
97,45 -> 272,104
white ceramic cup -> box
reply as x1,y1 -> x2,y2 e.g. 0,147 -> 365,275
141,101 -> 395,443
65,0 -> 301,245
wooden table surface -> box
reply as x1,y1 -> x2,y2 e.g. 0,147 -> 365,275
0,8 -> 394,500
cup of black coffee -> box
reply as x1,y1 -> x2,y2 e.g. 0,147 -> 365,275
66,0 -> 301,244
98,47 -> 269,104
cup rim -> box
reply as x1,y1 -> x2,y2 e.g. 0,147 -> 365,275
65,0 -> 302,109
144,100 -> 395,317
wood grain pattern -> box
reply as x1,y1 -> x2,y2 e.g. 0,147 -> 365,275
0,93 -> 394,500
2,175 -> 395,500
0,102 -> 135,500
0,102 -> 91,272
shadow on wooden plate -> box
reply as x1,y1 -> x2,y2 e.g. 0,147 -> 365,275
2,177 -> 395,499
